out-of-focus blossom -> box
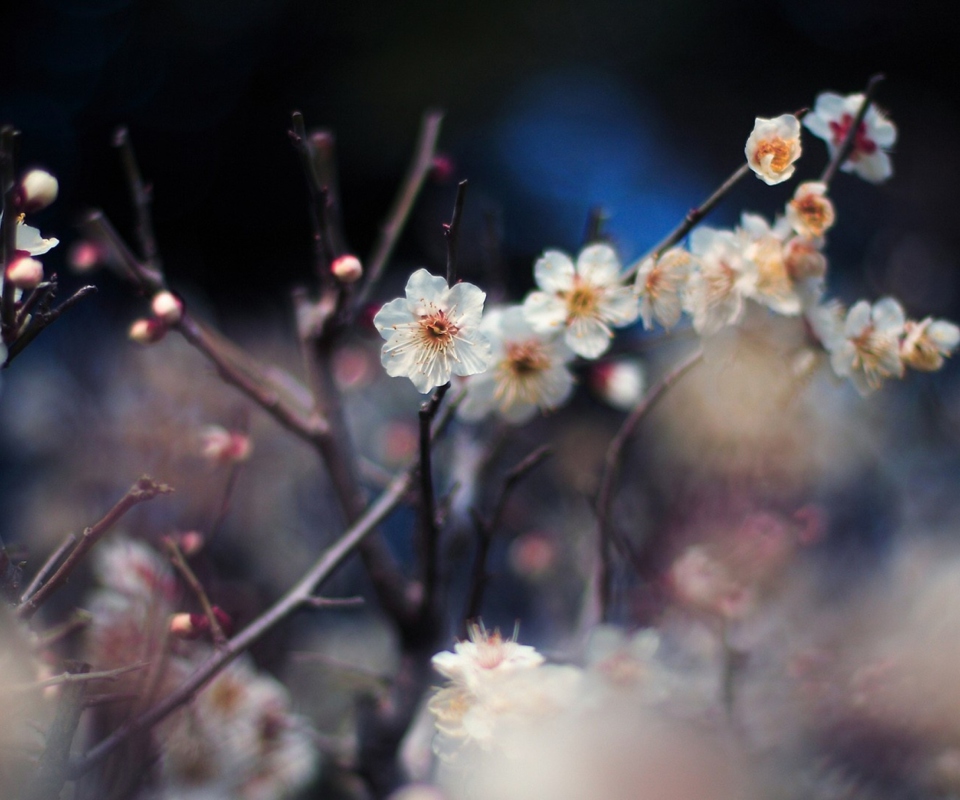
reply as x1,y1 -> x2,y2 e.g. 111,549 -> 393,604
821,298 -> 906,394
634,248 -> 694,330
331,254 -> 363,284
523,244 -> 639,359
786,182 -> 836,238
5,256 -> 43,290
129,317 -> 168,345
458,306 -> 574,424
432,622 -> 544,693
152,291 -> 183,324
200,425 -> 253,464
19,169 -> 59,213
900,317 -> 960,371
744,115 -> 802,185
374,269 -> 492,393
684,227 -> 757,334
590,358 -> 645,410
803,92 -> 897,183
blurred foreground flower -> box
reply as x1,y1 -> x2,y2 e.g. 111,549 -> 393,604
374,269 -> 492,393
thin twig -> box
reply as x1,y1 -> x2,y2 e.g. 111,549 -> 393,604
463,446 -> 552,630
21,661 -> 89,800
69,400 -> 459,777
17,477 -> 174,619
113,127 -> 161,273
164,538 -> 227,648
418,383 -> 450,621
444,179 -> 468,285
20,533 -> 77,603
356,110 -> 444,308
596,348 -> 704,619
820,74 -> 886,186
4,662 -> 148,694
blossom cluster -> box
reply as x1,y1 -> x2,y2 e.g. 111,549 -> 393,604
373,91 -> 957,406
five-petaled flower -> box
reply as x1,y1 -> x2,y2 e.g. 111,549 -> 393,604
803,92 -> 897,184
374,269 -> 492,393
522,244 -> 639,359
745,114 -> 802,185
458,306 -> 575,424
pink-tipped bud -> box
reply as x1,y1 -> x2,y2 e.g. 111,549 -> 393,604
331,254 -> 363,284
19,169 -> 59,213
177,530 -> 205,556
151,291 -> 183,324
5,257 -> 44,290
128,317 -> 167,345
200,425 -> 252,464
68,240 -> 103,272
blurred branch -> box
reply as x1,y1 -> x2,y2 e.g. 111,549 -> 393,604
444,179 -> 468,285
820,74 -> 885,186
464,445 -> 552,632
595,348 -> 703,620
19,661 -> 89,800
20,533 -> 77,603
114,127 -> 162,275
356,110 -> 444,308
164,537 -> 227,648
70,398 -> 459,777
17,477 -> 174,620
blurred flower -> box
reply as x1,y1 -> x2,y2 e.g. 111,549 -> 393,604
684,227 -> 757,334
786,182 -> 835,238
374,269 -> 492,393
200,425 -> 253,464
744,115 -> 802,185
803,92 -> 897,183
18,169 -> 59,213
590,358 -> 645,410
634,248 -> 694,330
523,244 -> 639,359
900,317 -> 960,372
458,306 -> 574,424
821,298 -> 905,394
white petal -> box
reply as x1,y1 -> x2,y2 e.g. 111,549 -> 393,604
404,268 -> 449,309
523,291 -> 567,332
576,244 -> 621,286
373,297 -> 414,334
534,250 -> 575,293
565,315 -> 612,359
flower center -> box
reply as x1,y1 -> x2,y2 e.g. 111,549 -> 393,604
829,114 -> 877,158
418,310 -> 459,349
753,137 -> 793,173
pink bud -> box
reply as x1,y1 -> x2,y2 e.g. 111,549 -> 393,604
19,169 -> 59,213
151,291 -> 183,324
68,240 -> 103,272
331,254 -> 363,284
5,257 -> 43,290
128,317 -> 167,345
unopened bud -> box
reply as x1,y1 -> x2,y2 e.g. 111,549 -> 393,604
200,425 -> 252,464
128,317 -> 167,345
5,257 -> 44,290
19,169 -> 59,213
151,291 -> 183,324
331,254 -> 363,284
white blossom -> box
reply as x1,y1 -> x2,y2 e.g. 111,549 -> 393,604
523,244 -> 639,359
684,227 -> 757,335
458,306 -> 574,424
803,92 -> 897,183
374,269 -> 492,393
900,317 -> 960,372
633,248 -> 694,330
821,298 -> 906,395
744,114 -> 802,185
